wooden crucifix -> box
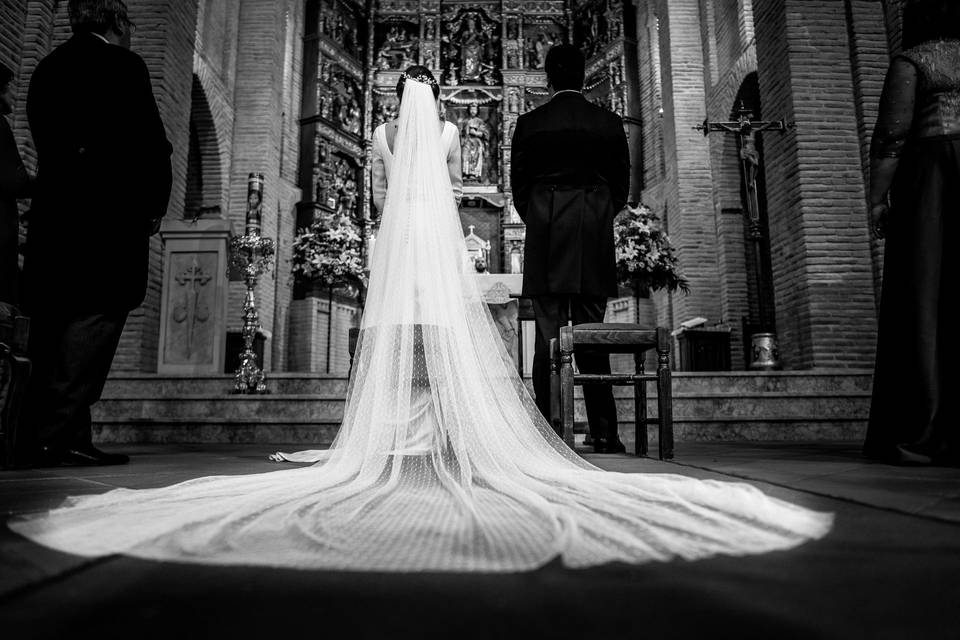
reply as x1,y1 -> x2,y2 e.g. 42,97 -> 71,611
694,102 -> 793,368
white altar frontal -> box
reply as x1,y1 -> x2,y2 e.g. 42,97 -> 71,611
475,273 -> 534,376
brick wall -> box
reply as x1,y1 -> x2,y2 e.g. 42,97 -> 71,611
0,1 -> 27,83
753,0 -> 878,368
654,0 -> 724,337
286,296 -> 360,373
702,0 -> 759,361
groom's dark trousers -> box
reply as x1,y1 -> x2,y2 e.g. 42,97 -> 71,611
510,91 -> 630,444
20,32 -> 172,459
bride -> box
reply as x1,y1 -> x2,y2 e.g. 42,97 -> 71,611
9,67 -> 831,572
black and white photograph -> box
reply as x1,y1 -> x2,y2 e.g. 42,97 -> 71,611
0,0 -> 958,637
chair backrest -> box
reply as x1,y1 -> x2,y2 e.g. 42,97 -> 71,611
560,323 -> 668,355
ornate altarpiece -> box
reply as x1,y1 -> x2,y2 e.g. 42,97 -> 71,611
297,0 -> 639,287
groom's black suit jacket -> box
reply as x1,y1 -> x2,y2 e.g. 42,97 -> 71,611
510,92 -> 629,298
24,33 -> 172,314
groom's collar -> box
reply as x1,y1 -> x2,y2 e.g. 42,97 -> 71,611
550,90 -> 583,101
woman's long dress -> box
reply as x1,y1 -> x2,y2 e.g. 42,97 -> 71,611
865,40 -> 960,463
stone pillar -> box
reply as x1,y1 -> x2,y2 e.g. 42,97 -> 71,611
157,218 -> 233,374
655,0 -> 724,331
753,0 -> 878,368
226,0 -> 290,371
845,0 -> 890,306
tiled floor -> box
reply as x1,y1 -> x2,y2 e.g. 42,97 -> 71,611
1,441 -> 959,639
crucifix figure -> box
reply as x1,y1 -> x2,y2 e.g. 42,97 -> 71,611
695,102 -> 793,369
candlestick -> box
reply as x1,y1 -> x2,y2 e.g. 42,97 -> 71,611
245,173 -> 264,236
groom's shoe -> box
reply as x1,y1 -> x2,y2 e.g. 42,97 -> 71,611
593,438 -> 627,454
60,445 -> 130,467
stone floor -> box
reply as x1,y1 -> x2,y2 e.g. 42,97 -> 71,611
1,441 -> 959,639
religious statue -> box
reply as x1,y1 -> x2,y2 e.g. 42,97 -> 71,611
528,34 -> 546,70
422,47 -> 436,70
444,61 -> 460,86
344,98 -> 361,134
460,15 -> 484,82
507,87 -> 520,113
740,130 -> 762,224
461,103 -> 490,182
424,16 -> 437,40
609,60 -> 622,86
506,47 -> 520,70
377,24 -> 418,70
506,17 -> 519,41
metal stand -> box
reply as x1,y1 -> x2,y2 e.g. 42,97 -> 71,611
230,234 -> 274,393
230,173 -> 275,394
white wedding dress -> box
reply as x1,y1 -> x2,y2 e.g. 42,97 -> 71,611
9,80 -> 832,572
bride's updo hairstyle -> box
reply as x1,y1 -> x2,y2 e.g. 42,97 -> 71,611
397,65 -> 440,100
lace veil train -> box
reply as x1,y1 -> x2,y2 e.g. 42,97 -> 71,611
8,79 -> 832,572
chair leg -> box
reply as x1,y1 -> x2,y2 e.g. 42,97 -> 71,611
655,327 -> 674,460
559,326 -> 576,449
549,338 -> 561,438
634,351 -> 648,457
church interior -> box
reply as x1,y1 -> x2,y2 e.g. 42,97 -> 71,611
1,0 -> 959,637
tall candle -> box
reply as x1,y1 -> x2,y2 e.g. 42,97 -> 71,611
245,173 -> 264,236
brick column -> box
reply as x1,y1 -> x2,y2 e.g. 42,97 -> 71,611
226,0 -> 291,371
655,0 -> 723,331
845,0 -> 890,307
753,0 -> 878,368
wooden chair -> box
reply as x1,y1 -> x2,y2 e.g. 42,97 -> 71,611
550,324 -> 674,460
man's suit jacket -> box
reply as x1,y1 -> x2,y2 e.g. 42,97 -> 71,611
24,33 -> 172,314
510,91 -> 629,298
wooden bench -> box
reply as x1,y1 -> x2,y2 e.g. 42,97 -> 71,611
550,323 -> 674,460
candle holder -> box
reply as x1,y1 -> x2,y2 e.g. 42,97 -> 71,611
230,174 -> 275,394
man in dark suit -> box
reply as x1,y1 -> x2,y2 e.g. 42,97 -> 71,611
510,44 -> 629,453
0,63 -> 33,306
22,0 -> 172,466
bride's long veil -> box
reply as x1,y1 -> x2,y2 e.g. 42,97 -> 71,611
330,79 -> 587,482
8,79 -> 831,572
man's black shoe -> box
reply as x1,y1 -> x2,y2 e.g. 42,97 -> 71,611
60,445 -> 130,466
593,439 -> 627,454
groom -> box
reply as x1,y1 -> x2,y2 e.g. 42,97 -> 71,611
510,44 -> 629,453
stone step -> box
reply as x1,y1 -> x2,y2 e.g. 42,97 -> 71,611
101,373 -> 350,397
93,420 -> 339,445
102,371 -> 872,397
94,392 -> 867,422
92,371 -> 872,444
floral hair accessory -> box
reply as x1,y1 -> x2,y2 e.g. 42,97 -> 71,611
402,71 -> 438,88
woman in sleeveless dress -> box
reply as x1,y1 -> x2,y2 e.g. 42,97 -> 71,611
864,1 -> 960,466
8,66 -> 831,572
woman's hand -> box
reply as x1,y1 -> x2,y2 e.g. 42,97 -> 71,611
870,202 -> 888,239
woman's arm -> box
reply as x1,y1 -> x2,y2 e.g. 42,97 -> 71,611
446,123 -> 463,207
869,56 -> 918,236
371,128 -> 387,215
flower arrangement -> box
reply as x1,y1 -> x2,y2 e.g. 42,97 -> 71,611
291,215 -> 367,294
614,203 -> 690,295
